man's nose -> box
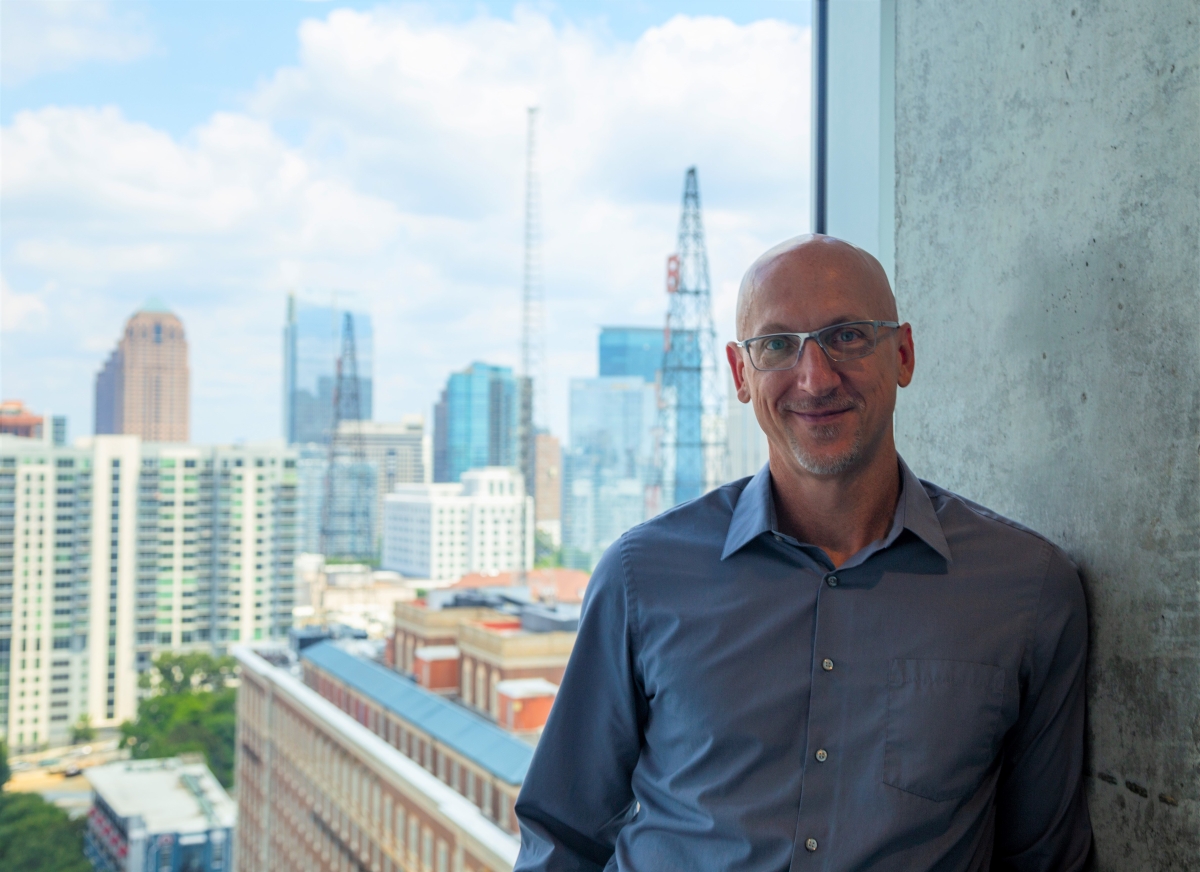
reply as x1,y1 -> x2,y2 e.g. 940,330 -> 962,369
792,337 -> 841,395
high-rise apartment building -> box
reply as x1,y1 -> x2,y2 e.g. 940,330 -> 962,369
282,293 -> 374,445
533,432 -> 561,546
432,363 -> 524,484
235,646 -> 519,872
0,434 -> 297,753
562,377 -> 657,570
94,301 -> 190,442
382,467 -> 533,581
598,326 -> 665,383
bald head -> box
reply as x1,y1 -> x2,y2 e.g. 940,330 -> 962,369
736,234 -> 897,339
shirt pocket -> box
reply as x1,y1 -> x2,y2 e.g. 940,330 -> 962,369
883,658 -> 1006,802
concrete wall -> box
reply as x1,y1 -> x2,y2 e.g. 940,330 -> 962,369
890,3 -> 1198,868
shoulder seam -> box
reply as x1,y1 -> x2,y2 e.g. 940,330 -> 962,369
616,534 -> 643,674
923,479 -> 1066,553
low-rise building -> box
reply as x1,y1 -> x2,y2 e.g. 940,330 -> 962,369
391,601 -> 510,677
457,617 -> 576,721
84,756 -> 235,872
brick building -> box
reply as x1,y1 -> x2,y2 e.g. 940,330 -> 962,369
298,642 -> 529,832
457,619 -> 575,721
235,646 -> 519,872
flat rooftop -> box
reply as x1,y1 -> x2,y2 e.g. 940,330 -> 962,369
302,641 -> 533,784
86,757 -> 235,835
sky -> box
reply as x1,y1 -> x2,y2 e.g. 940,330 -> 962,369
0,0 -> 812,445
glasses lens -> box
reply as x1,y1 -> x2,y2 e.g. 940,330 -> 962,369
818,322 -> 876,361
750,334 -> 802,370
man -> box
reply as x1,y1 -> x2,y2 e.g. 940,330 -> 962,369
515,235 -> 1091,871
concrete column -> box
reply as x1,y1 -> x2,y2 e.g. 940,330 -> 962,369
891,2 -> 1198,868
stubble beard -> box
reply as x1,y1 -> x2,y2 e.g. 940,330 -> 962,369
780,394 -> 867,476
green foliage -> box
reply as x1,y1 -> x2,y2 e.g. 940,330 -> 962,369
70,715 -> 95,745
120,652 -> 239,788
0,740 -> 9,790
0,792 -> 91,872
534,529 -> 563,568
138,651 -> 237,694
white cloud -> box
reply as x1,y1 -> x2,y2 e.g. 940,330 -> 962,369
0,0 -> 154,86
0,273 -> 48,332
0,7 -> 809,443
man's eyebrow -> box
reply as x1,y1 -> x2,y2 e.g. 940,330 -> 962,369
753,316 -> 867,335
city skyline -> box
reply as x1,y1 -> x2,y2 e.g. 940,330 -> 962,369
0,1 -> 812,446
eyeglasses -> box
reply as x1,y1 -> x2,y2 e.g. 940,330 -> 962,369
735,320 -> 900,370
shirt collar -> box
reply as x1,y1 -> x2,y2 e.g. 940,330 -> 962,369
720,456 -> 952,563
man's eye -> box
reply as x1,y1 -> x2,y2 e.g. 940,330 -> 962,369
831,328 -> 866,343
765,338 -> 788,351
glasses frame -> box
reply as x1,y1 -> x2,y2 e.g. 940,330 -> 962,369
735,320 -> 901,370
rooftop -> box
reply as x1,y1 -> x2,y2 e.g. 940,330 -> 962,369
85,757 -> 235,835
301,641 -> 533,784
414,645 -> 461,661
495,678 -> 559,699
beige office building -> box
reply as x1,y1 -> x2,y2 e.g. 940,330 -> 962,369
95,301 -> 190,442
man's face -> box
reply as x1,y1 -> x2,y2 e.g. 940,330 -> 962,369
726,245 -> 914,478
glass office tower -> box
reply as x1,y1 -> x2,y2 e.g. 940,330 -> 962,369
432,363 -> 524,483
598,326 -> 664,383
562,376 -> 657,570
282,293 -> 374,445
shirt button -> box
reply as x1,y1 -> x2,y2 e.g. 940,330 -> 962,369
805,838 -> 818,852
826,575 -> 839,587
815,749 -> 828,762
822,658 -> 834,671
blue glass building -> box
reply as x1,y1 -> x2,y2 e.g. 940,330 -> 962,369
433,363 -> 523,483
562,376 -> 658,570
283,294 -> 374,445
599,326 -> 665,384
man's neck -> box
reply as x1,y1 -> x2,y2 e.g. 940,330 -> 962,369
768,441 -> 902,569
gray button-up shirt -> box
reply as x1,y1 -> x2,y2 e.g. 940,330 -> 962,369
514,459 -> 1091,871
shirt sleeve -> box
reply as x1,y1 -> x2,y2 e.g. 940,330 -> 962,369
991,545 -> 1093,871
513,537 -> 646,872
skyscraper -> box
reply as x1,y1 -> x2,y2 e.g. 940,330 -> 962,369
727,373 -> 770,480
282,293 -> 374,445
534,432 -> 562,546
94,300 -> 189,442
432,363 -> 525,483
0,434 -> 297,752
562,377 -> 657,570
599,326 -> 665,384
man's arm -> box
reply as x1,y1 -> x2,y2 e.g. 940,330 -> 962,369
991,546 -> 1092,871
514,539 -> 646,872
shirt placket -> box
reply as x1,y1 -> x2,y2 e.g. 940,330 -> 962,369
788,565 -> 844,871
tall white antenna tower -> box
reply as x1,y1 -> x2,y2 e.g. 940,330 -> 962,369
518,106 -> 545,502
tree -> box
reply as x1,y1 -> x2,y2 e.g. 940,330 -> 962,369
138,651 -> 237,695
120,652 -> 239,787
534,529 -> 562,568
0,793 -> 91,872
0,739 -> 10,791
70,715 -> 95,745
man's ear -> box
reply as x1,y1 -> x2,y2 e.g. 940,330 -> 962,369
725,343 -> 752,403
896,323 -> 915,388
